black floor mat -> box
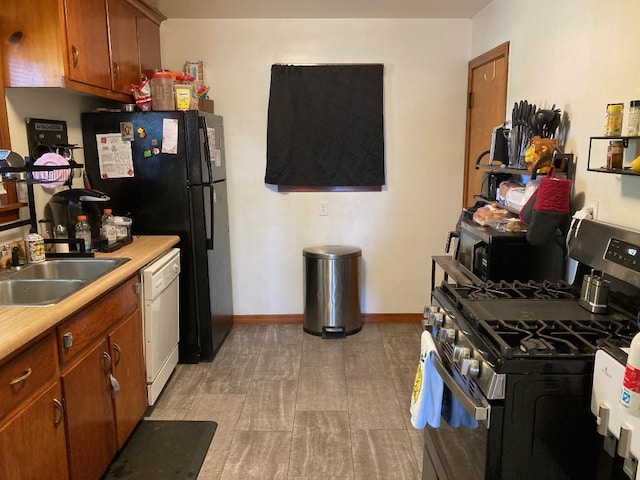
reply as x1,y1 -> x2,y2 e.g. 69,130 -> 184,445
102,420 -> 217,480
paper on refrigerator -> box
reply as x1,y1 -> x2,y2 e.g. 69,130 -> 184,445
96,133 -> 134,178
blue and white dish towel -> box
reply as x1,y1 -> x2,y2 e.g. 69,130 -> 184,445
410,330 -> 443,429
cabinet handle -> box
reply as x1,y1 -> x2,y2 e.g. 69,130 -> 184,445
9,367 -> 32,386
113,343 -> 121,366
113,62 -> 120,81
102,351 -> 112,374
53,399 -> 64,428
71,45 -> 79,68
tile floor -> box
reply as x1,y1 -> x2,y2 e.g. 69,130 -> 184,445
146,322 -> 424,479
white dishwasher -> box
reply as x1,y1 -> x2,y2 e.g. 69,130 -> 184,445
142,248 -> 181,406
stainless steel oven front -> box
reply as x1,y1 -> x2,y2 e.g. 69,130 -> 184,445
421,296 -> 503,480
421,288 -> 601,480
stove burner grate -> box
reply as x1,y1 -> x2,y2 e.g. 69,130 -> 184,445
479,318 -> 635,358
465,280 -> 578,301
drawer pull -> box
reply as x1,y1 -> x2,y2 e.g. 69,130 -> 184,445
63,332 -> 73,349
9,367 -> 32,386
102,351 -> 112,374
53,399 -> 64,428
113,343 -> 121,366
71,45 -> 79,68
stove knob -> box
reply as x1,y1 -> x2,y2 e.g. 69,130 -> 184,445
461,358 -> 480,378
433,312 -> 444,328
453,346 -> 470,363
422,305 -> 440,327
438,328 -> 456,344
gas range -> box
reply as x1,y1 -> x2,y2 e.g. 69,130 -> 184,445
422,219 -> 640,480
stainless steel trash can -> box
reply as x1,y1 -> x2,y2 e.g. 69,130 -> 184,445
303,245 -> 362,338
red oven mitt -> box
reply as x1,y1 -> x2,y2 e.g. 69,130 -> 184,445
519,169 -> 571,247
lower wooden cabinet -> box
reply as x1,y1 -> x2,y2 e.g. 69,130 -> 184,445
0,274 -> 148,480
62,339 -> 118,480
59,274 -> 146,479
0,382 -> 68,480
110,309 -> 147,449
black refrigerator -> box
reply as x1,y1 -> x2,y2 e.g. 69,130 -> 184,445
81,110 -> 233,363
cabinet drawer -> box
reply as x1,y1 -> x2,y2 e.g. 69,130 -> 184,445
0,334 -> 57,420
58,276 -> 139,366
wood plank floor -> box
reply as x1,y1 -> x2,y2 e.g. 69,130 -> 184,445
146,322 -> 424,479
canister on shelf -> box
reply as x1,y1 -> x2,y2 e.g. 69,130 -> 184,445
628,100 -> 640,136
604,103 -> 624,136
25,233 -> 46,263
150,71 -> 175,111
174,75 -> 198,111
606,140 -> 624,170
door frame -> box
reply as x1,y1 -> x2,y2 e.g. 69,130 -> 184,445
462,41 -> 510,207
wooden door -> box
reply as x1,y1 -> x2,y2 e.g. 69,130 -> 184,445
463,42 -> 510,207
110,309 -> 147,449
0,383 -> 69,480
62,339 -> 116,480
107,0 -> 141,94
65,0 -> 111,89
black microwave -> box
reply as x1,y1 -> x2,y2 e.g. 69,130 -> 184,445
457,218 -> 565,283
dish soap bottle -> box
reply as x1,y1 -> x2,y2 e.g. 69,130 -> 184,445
101,209 -> 117,246
75,215 -> 92,252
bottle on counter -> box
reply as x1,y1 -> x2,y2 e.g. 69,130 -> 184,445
101,208 -> 117,246
620,332 -> 640,417
54,224 -> 69,253
75,215 -> 92,252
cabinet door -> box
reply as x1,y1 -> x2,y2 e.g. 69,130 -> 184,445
64,0 -> 111,89
137,14 -> 162,78
0,382 -> 68,480
62,339 -> 116,480
107,0 -> 141,94
110,309 -> 147,449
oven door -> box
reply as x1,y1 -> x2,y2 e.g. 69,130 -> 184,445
422,354 -> 501,480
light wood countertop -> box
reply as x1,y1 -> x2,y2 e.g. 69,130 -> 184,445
0,235 -> 179,363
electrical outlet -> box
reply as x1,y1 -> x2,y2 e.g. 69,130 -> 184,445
319,201 -> 329,216
585,200 -> 599,220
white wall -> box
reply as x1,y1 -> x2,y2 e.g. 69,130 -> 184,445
472,0 -> 640,229
159,19 -> 471,315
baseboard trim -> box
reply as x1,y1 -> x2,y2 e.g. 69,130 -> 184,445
233,313 -> 422,325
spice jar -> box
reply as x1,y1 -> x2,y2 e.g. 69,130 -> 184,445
604,103 -> 624,136
628,100 -> 640,136
606,140 -> 624,170
25,233 -> 46,263
150,71 -> 175,111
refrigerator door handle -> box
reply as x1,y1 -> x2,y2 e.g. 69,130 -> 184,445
198,115 -> 214,185
205,183 -> 214,250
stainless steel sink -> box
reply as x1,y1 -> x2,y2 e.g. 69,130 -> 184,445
0,258 -> 130,306
0,279 -> 87,306
9,258 -> 129,281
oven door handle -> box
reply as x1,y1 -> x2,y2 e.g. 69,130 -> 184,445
432,354 -> 490,423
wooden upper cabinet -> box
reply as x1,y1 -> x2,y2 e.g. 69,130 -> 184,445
107,0 -> 142,94
1,0 -> 67,87
65,0 -> 111,89
1,0 -> 164,102
137,14 -> 162,79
